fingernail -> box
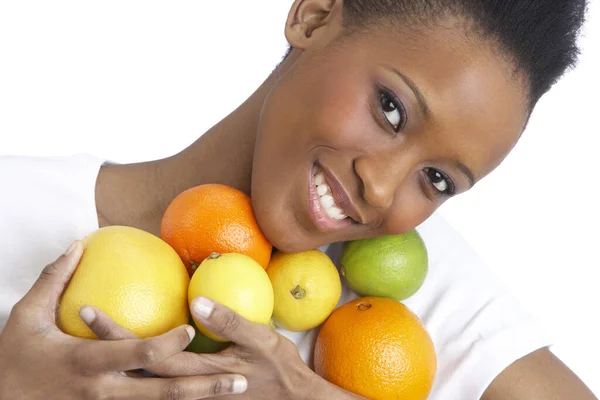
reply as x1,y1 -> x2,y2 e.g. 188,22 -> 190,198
185,325 -> 195,341
79,306 -> 96,325
66,241 -> 78,255
192,297 -> 214,320
233,376 -> 248,394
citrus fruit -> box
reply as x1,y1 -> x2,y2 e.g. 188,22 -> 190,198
59,226 -> 190,339
161,184 -> 272,276
267,250 -> 341,332
188,252 -> 274,342
186,317 -> 230,354
341,231 -> 428,300
314,297 -> 437,400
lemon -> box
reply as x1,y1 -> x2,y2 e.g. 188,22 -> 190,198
267,250 -> 342,332
59,226 -> 190,339
341,230 -> 428,301
188,252 -> 274,342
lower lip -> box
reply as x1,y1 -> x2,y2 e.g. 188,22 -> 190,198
307,164 -> 353,233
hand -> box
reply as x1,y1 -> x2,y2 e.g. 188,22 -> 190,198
0,241 -> 248,400
85,298 -> 312,399
87,296 -> 368,399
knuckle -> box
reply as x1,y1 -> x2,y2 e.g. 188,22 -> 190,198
39,261 -> 60,280
135,341 -> 159,365
91,320 -> 115,339
210,378 -> 229,396
260,333 -> 296,361
278,334 -> 296,351
178,329 -> 192,349
263,331 -> 280,349
220,312 -> 240,335
161,382 -> 187,400
254,329 -> 280,355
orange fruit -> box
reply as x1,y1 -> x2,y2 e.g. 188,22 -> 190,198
161,184 -> 272,276
314,297 -> 437,400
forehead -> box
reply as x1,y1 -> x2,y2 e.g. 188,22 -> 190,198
342,23 -> 530,179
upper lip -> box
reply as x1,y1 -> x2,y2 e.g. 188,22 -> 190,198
317,163 -> 365,225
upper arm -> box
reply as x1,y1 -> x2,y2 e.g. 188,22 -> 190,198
481,347 -> 597,400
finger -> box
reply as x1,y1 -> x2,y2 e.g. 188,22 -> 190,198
116,374 -> 248,399
81,324 -> 196,372
23,241 -> 83,316
80,305 -> 138,340
81,306 -> 228,378
144,351 -> 233,377
190,297 -> 273,347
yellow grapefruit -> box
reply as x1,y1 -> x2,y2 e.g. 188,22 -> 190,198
58,226 -> 190,339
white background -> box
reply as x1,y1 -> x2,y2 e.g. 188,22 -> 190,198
1,0 -> 598,395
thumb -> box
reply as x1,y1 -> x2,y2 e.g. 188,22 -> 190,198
24,240 -> 83,319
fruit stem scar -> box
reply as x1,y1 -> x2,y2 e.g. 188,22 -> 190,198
290,285 -> 306,300
207,252 -> 222,260
357,302 -> 372,311
190,261 -> 200,271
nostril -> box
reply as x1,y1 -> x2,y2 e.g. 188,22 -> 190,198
353,158 -> 366,200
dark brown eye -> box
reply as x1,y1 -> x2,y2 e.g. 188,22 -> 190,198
380,92 -> 402,131
424,167 -> 455,195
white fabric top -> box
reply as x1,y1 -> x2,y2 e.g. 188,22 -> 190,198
0,154 -> 551,399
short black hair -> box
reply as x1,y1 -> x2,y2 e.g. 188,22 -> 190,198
342,0 -> 587,108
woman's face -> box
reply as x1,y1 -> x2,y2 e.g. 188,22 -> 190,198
251,22 -> 530,252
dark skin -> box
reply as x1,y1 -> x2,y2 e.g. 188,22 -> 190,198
1,0 -> 596,399
98,3 -> 528,249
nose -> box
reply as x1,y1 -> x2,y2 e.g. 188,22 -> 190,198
353,152 -> 411,209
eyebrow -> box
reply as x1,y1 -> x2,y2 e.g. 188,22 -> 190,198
391,68 -> 431,120
455,161 -> 476,188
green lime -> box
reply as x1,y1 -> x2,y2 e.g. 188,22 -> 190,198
340,230 -> 428,300
185,318 -> 230,354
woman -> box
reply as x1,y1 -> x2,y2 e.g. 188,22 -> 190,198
0,0 -> 596,398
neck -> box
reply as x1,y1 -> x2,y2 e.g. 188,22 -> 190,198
96,53 -> 297,235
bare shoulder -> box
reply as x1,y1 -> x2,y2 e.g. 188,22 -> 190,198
482,347 -> 597,400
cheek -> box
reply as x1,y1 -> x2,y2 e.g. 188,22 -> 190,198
308,69 -> 378,149
383,185 -> 437,235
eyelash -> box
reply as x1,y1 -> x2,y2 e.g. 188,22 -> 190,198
377,87 -> 407,132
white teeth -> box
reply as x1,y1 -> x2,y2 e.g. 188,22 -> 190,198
327,206 -> 347,220
313,168 -> 349,221
317,184 -> 328,196
320,194 -> 335,209
315,173 -> 325,186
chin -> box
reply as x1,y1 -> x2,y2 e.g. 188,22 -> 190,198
259,219 -> 311,253
252,201 -> 312,253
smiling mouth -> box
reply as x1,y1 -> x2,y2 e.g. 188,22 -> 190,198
313,166 -> 349,220
307,164 -> 358,233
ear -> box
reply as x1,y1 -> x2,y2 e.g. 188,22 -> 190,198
285,0 -> 341,50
